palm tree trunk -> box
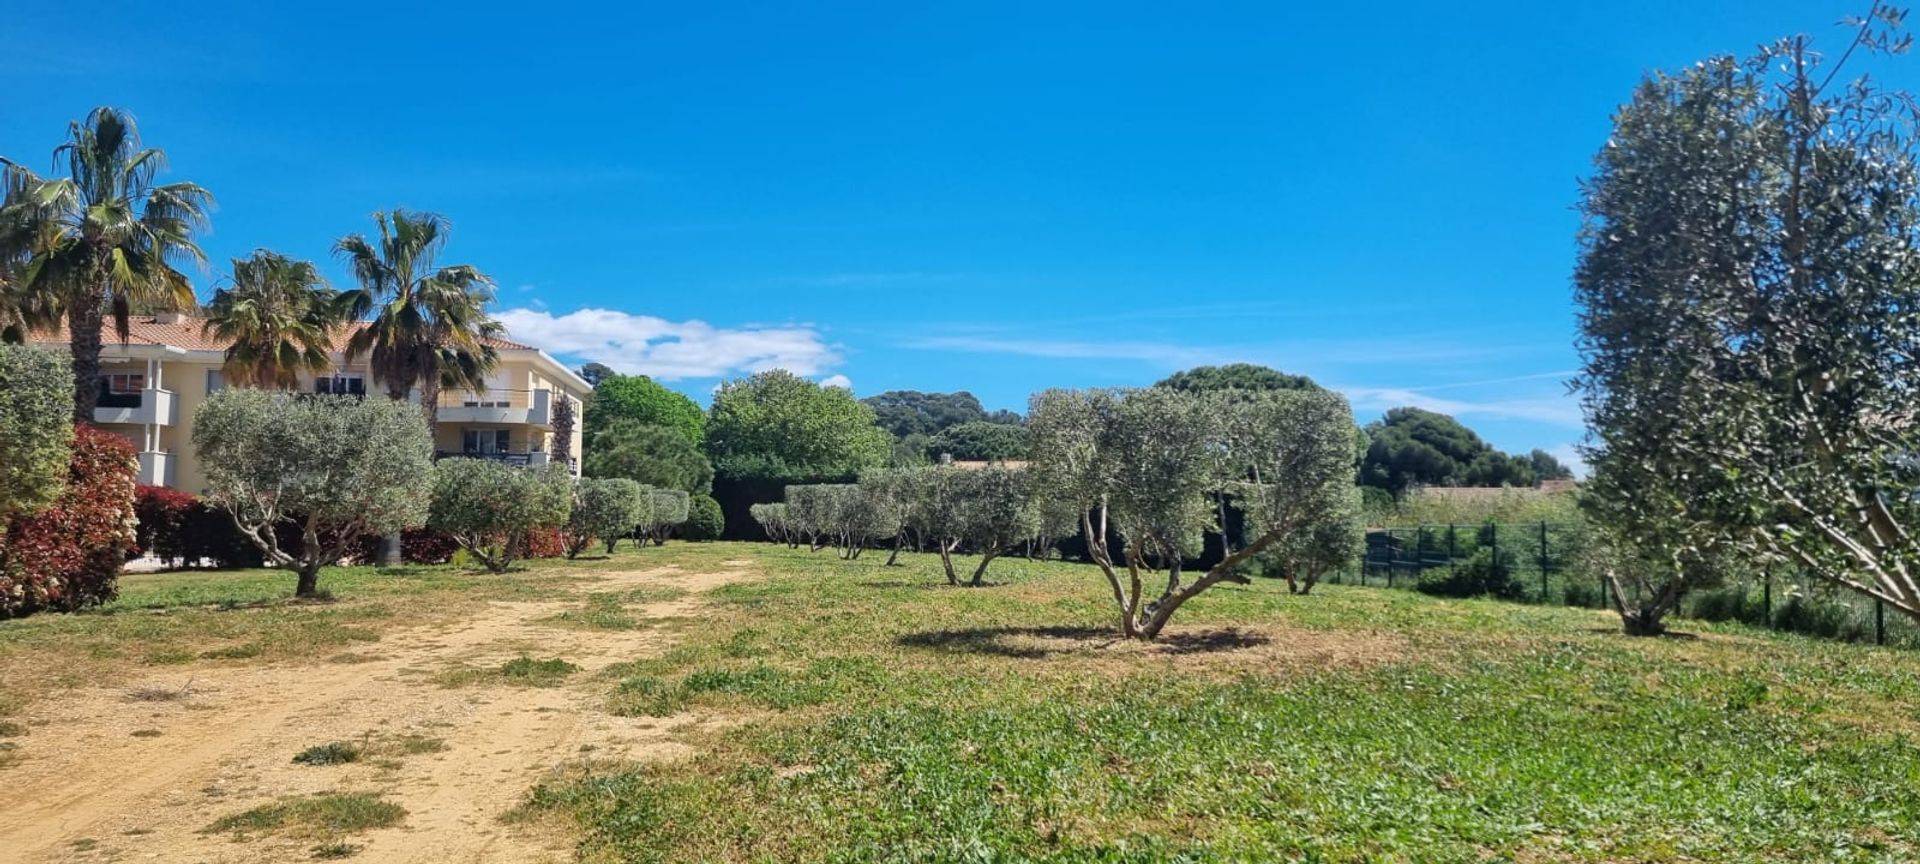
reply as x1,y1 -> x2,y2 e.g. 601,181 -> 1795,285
420,376 -> 442,441
67,290 -> 105,422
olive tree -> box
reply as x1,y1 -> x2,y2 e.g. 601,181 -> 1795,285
0,344 -> 73,518
1029,386 -> 1358,639
193,390 -> 433,597
855,468 -> 918,564
1574,9 -> 1920,633
564,477 -> 645,559
638,487 -> 690,545
428,459 -> 573,572
1258,483 -> 1363,595
749,502 -> 794,546
608,485 -> 655,554
910,464 -> 1040,586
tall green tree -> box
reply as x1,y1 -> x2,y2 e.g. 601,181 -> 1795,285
1155,363 -> 1321,393
1575,6 -> 1920,633
335,210 -> 501,428
583,373 -> 705,446
707,370 -> 892,481
583,419 -> 714,494
202,250 -> 344,389
863,390 -> 992,437
0,344 -> 74,518
1359,408 -> 1536,496
0,107 -> 212,419
926,420 -> 1029,461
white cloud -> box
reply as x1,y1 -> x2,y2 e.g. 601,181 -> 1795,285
494,307 -> 841,381
1341,386 -> 1583,427
903,335 -> 1222,367
820,374 -> 853,390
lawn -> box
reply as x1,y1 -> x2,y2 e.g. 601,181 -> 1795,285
6,542 -> 1920,862
516,544 -> 1920,864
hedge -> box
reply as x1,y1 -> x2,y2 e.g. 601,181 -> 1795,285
0,425 -> 138,617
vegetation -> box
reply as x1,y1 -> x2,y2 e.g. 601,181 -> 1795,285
563,477 -> 646,559
205,793 -> 404,840
1154,362 -> 1321,392
509,543 -> 1920,863
427,458 -> 572,572
335,209 -> 500,426
583,418 -> 714,494
584,373 -> 705,446
707,370 -> 892,481
911,465 -> 1040,585
683,493 -> 726,540
0,344 -> 73,517
925,420 -> 1029,461
638,488 -> 690,545
863,389 -> 1014,438
0,425 -> 137,617
1573,8 -> 1920,634
1029,386 -> 1357,639
201,250 -> 343,388
193,390 -> 434,596
1360,407 -> 1555,497
0,107 -> 211,420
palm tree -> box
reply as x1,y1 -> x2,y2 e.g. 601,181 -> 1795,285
202,250 -> 345,388
0,107 -> 211,419
334,210 -> 501,430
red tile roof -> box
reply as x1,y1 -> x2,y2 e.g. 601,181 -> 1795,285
35,314 -> 536,353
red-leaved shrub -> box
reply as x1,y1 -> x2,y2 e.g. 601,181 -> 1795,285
523,527 -> 566,560
0,425 -> 138,617
132,485 -> 265,569
349,528 -> 463,565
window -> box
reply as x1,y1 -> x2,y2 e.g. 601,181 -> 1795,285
103,373 -> 145,394
315,375 -> 365,396
206,370 -> 224,393
462,429 -> 511,454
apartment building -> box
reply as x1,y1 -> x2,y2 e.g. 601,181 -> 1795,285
34,313 -> 591,493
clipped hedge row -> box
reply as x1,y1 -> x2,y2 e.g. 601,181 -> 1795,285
0,426 -> 139,617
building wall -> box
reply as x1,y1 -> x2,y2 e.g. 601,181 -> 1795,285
87,352 -> 590,494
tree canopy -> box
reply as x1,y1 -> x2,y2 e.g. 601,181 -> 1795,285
1574,10 -> 1920,633
1155,364 -> 1321,393
1359,408 -> 1539,496
926,420 -> 1029,462
192,390 -> 434,596
584,373 -> 705,446
582,418 -> 714,494
0,344 -> 73,518
863,390 -> 995,438
707,370 -> 892,481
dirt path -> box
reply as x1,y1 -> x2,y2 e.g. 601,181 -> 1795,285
0,562 -> 753,864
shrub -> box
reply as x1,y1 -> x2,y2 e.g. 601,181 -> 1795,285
564,477 -> 646,558
637,488 -> 689,545
1416,547 -> 1523,600
428,459 -> 572,571
683,494 -> 725,541
132,485 -> 195,560
748,502 -> 792,545
0,425 -> 138,617
350,528 -> 460,566
194,390 -> 435,596
133,486 -> 267,568
0,344 -> 74,518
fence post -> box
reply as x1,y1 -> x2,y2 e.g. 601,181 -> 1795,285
1762,570 -> 1771,622
1877,599 -> 1886,646
1448,524 -> 1457,576
1386,528 -> 1395,589
1539,520 -> 1549,604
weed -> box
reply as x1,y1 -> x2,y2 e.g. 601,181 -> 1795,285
292,742 -> 362,765
0,719 -> 25,737
440,656 -> 579,688
130,728 -> 163,738
205,793 -> 404,839
310,841 -> 361,859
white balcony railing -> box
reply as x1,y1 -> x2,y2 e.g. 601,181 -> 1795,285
94,388 -> 177,427
136,451 -> 174,487
436,388 -> 553,427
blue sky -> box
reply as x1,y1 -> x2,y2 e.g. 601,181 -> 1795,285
3,1 -> 1896,470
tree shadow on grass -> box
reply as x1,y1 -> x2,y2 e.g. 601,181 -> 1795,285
896,625 -> 1270,659
856,580 -> 1008,590
1584,627 -> 1701,641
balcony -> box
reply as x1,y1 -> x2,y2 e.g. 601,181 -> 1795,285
136,451 -> 175,487
436,388 -> 552,427
94,387 -> 177,426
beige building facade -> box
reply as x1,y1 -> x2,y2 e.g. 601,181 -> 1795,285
35,313 -> 590,494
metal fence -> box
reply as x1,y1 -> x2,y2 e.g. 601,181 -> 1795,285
1334,522 -> 1920,648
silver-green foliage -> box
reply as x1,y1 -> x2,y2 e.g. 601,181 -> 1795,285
896,464 -> 1041,585
749,502 -> 793,545
1028,386 -> 1358,639
1573,16 -> 1920,634
428,458 -> 573,572
193,389 -> 433,595
0,344 -> 73,517
638,487 -> 690,544
566,477 -> 645,558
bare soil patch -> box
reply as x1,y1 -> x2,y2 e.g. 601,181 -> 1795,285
0,562 -> 753,863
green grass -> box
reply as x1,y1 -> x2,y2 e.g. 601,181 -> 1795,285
204,793 -> 404,840
439,655 -> 581,688
292,742 -> 362,766
516,543 -> 1920,864
539,588 -> 685,632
